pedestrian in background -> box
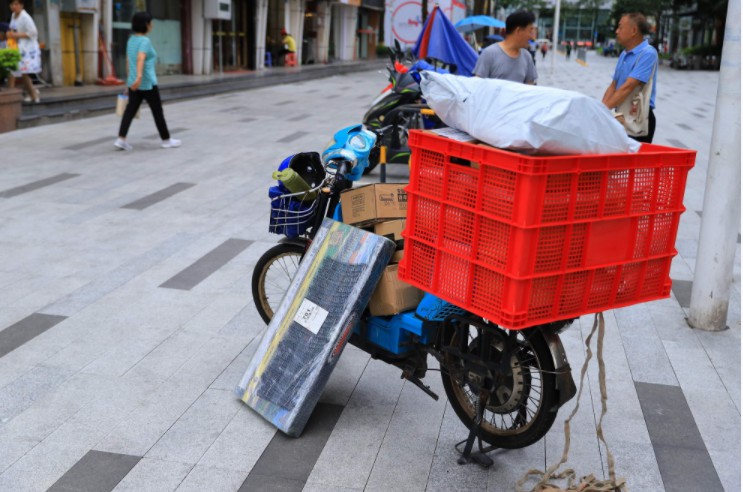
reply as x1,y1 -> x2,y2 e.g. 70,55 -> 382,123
472,10 -> 537,84
601,12 -> 658,143
7,0 -> 41,103
279,28 -> 297,67
114,11 -> 180,151
0,22 -> 9,48
565,41 -> 572,60
540,42 -> 548,59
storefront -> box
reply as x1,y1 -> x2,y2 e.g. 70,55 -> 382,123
212,0 -> 257,71
358,0 -> 383,59
111,0 -> 183,79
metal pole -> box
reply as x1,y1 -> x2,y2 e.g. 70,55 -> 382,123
219,20 -> 224,75
550,0 -> 561,75
688,0 -> 741,331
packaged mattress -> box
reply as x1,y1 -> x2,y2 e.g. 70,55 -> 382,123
237,218 -> 395,436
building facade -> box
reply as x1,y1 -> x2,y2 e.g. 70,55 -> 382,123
4,0 -> 376,87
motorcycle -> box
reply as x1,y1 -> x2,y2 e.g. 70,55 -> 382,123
362,42 -> 446,175
251,125 -> 577,461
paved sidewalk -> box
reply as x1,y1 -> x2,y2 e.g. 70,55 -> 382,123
0,50 -> 739,492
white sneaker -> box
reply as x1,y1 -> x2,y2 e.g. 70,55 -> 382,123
114,138 -> 133,151
161,138 -> 181,149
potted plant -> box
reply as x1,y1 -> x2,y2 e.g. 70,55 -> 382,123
0,48 -> 22,134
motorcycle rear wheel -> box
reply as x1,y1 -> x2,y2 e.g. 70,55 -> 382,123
440,322 -> 558,449
251,243 -> 305,324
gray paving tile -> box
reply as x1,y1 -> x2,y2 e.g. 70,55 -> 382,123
0,173 -> 80,198
63,136 -> 114,150
146,127 -> 189,139
288,113 -> 311,122
146,389 -> 241,464
112,458 -> 194,492
277,130 -> 309,143
0,364 -> 75,425
305,361 -> 405,489
425,405 -> 489,492
276,100 -> 295,106
198,405 -> 276,472
239,402 -> 344,491
121,183 -> 196,210
614,305 -> 679,386
676,122 -> 693,131
239,117 -> 256,123
671,279 -> 693,308
175,465 -> 247,492
364,374 -> 446,492
94,383 -> 205,458
635,382 -> 724,491
0,313 -> 67,358
40,232 -> 199,316
47,450 -> 141,492
666,138 -> 688,149
159,238 -> 253,290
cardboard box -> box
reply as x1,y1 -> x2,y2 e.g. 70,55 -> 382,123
367,219 -> 405,250
341,183 -> 408,226
369,264 -> 424,316
391,250 -> 404,263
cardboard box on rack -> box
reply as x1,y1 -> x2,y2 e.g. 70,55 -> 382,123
369,263 -> 424,316
341,184 -> 408,226
366,219 -> 405,251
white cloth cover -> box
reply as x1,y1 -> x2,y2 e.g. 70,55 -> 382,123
420,71 -> 641,155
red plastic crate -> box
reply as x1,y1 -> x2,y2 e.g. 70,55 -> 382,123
399,130 -> 696,329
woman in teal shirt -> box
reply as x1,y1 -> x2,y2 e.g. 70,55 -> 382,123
115,11 -> 180,151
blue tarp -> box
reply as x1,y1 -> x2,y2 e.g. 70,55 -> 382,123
412,7 -> 478,77
455,15 -> 506,33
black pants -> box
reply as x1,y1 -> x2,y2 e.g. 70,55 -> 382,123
118,86 -> 170,140
629,108 -> 656,144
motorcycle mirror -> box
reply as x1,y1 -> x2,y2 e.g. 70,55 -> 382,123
394,39 -> 402,59
388,47 -> 395,64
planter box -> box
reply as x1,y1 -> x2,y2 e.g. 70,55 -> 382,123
0,89 -> 22,134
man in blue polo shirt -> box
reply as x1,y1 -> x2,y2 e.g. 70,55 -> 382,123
601,12 -> 658,143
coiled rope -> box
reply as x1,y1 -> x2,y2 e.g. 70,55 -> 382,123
516,313 -> 628,492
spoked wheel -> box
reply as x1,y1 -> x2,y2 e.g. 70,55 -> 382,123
251,243 -> 305,324
440,319 -> 558,449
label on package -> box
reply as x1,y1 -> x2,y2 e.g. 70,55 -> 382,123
293,298 -> 329,335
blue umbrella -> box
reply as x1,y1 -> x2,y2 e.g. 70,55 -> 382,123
412,6 -> 478,76
485,34 -> 504,42
454,15 -> 506,33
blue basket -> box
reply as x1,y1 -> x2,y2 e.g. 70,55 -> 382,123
268,185 -> 321,238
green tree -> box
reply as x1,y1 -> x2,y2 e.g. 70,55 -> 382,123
497,0 -> 549,12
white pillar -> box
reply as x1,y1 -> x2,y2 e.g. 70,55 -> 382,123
289,0 -> 305,64
688,0 -> 742,331
103,0 -> 113,77
203,18 -> 213,74
45,0 -> 64,86
550,0 -> 561,75
339,4 -> 357,61
191,0 -> 204,74
316,1 -> 332,63
255,0 -> 269,68
81,12 -> 99,83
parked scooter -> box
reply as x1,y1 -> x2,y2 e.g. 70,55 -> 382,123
251,125 -> 577,461
362,42 -> 445,174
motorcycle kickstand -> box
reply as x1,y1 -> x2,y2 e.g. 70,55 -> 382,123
455,390 -> 495,468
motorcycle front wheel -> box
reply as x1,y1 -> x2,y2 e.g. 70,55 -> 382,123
440,321 -> 559,449
251,243 -> 305,324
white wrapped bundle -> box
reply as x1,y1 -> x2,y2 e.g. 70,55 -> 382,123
420,71 -> 641,155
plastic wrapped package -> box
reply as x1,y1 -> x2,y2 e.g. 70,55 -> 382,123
237,218 -> 395,436
419,71 -> 641,155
